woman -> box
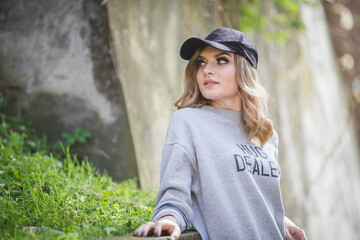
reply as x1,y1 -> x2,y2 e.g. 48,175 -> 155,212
134,27 -> 307,240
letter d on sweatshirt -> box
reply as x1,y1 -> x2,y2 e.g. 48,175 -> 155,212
234,154 -> 246,172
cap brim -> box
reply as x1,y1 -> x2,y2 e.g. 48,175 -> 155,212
180,37 -> 233,60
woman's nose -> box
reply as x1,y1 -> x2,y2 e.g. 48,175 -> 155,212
204,63 -> 215,75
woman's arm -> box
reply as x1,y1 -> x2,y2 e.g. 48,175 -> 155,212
134,142 -> 196,238
284,216 -> 307,240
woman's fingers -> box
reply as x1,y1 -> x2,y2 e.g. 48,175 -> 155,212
169,226 -> 181,240
133,224 -> 143,236
153,221 -> 163,237
153,218 -> 181,238
285,228 -> 294,240
134,222 -> 155,237
288,226 -> 307,240
284,216 -> 307,240
134,216 -> 181,238
140,222 -> 152,237
157,218 -> 181,240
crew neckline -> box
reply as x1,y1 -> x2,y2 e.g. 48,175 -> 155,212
201,105 -> 244,125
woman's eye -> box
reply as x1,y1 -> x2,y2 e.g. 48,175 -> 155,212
196,60 -> 206,68
218,58 -> 228,64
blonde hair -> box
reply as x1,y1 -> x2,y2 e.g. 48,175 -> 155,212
175,49 -> 273,147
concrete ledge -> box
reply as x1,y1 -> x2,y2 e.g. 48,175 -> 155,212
103,230 -> 201,240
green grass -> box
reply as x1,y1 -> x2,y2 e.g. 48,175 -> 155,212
0,113 -> 156,240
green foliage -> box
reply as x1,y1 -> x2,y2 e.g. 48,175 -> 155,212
0,93 -> 12,112
0,112 -> 155,239
234,0 -> 315,41
61,128 -> 92,146
238,0 -> 267,33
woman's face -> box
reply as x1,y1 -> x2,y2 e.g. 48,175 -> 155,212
196,46 -> 241,111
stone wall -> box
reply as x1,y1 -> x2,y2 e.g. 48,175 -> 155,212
256,1 -> 360,238
322,0 -> 360,155
107,0 -> 222,189
0,0 -> 138,181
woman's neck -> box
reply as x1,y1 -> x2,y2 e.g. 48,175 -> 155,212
210,99 -> 242,111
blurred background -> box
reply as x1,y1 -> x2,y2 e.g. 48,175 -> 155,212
1,0 -> 359,239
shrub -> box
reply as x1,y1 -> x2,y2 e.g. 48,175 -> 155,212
0,113 -> 155,240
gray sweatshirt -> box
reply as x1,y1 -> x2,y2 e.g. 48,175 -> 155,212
152,105 -> 285,240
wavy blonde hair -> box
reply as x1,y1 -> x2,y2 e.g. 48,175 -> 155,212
175,49 -> 273,146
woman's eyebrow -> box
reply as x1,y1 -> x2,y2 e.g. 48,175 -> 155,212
198,52 -> 232,60
215,52 -> 232,58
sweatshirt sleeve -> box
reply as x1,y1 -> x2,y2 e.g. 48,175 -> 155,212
152,142 -> 196,232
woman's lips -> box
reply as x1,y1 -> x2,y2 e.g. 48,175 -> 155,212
204,79 -> 219,86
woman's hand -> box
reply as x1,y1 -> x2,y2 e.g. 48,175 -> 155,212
134,215 -> 181,239
284,216 -> 307,240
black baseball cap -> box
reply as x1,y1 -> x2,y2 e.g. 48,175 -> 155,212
180,27 -> 258,69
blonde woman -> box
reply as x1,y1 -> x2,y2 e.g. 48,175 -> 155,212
135,27 -> 306,240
